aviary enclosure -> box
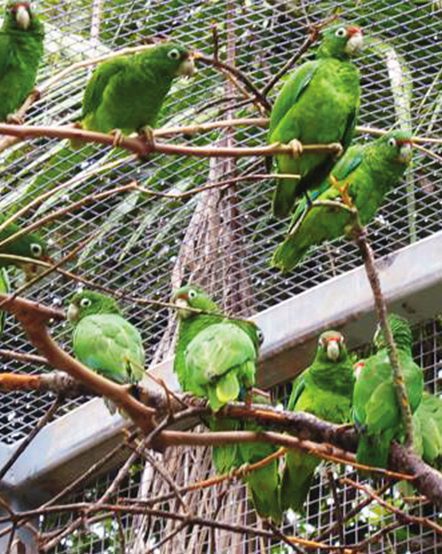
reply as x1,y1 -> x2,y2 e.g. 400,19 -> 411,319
0,0 -> 440,552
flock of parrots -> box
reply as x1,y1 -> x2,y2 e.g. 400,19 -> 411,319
0,1 -> 439,522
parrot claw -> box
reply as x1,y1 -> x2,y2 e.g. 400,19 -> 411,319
110,129 -> 124,147
329,174 -> 354,208
140,125 -> 156,148
6,113 -> 24,125
288,139 -> 303,159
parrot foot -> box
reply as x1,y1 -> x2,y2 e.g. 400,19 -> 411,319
140,125 -> 156,148
6,113 -> 24,125
329,174 -> 354,208
288,139 -> 303,159
234,462 -> 250,479
110,129 -> 124,147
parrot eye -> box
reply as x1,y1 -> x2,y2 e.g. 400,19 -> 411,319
80,298 -> 92,308
30,243 -> 42,257
335,27 -> 347,38
388,138 -> 397,147
168,49 -> 181,60
187,289 -> 197,300
257,329 -> 264,345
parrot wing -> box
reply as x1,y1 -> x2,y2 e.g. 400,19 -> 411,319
287,372 -> 306,411
73,314 -> 144,384
268,61 -> 318,139
0,35 -> 13,81
81,58 -> 128,121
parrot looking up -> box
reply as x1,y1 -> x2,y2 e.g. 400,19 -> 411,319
67,290 -> 145,412
272,130 -> 413,272
268,23 -> 363,218
281,330 -> 354,513
353,314 -> 423,469
172,285 -> 281,521
0,215 -> 50,281
78,42 -> 197,140
0,1 -> 44,122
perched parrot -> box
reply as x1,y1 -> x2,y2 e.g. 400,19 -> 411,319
0,215 -> 50,280
172,285 -> 258,473
272,130 -> 413,272
413,391 -> 442,467
78,42 -> 197,139
281,330 -> 354,513
238,390 -> 282,523
172,285 -> 281,521
353,314 -> 423,469
268,23 -> 363,218
67,290 -> 145,412
0,1 -> 44,122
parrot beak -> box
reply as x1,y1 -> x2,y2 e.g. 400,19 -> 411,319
15,5 -> 31,30
353,361 -> 365,380
174,296 -> 192,318
397,141 -> 413,164
177,54 -> 197,78
345,27 -> 363,55
67,303 -> 80,323
326,339 -> 341,361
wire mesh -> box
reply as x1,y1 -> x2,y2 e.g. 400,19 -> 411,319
40,318 -> 442,553
0,0 -> 440,443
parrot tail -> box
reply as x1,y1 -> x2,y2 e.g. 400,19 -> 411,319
271,236 -> 309,272
246,459 -> 282,524
280,450 -> 319,513
272,177 -> 299,219
356,430 -> 395,469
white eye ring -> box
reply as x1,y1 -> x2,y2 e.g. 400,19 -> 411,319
80,298 -> 92,308
257,329 -> 264,345
168,48 -> 180,60
388,138 -> 397,147
335,28 -> 347,38
30,243 -> 42,257
188,289 -> 197,300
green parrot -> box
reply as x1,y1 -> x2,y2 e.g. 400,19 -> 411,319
268,23 -> 363,218
78,42 -> 197,138
67,290 -> 145,411
0,1 -> 44,122
281,330 -> 354,513
0,214 -> 50,280
272,130 -> 413,272
353,314 -> 424,469
413,392 -> 442,467
172,285 -> 281,521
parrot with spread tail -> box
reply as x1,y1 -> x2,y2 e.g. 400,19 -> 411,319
281,330 -> 354,513
272,130 -> 413,272
67,290 -> 145,413
269,23 -> 363,218
353,314 -> 423,469
173,285 -> 281,522
0,1 -> 44,122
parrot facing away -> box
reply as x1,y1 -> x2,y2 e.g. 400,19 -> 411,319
353,314 -> 423,469
78,42 -> 197,139
67,290 -> 145,412
268,23 -> 363,218
272,130 -> 413,272
281,330 -> 354,513
0,214 -> 50,280
0,1 -> 44,122
172,285 -> 281,521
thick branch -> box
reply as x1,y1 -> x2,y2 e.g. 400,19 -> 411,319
0,123 -> 342,158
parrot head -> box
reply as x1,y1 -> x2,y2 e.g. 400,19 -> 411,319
373,313 -> 413,351
0,230 -> 51,281
4,2 -> 39,32
377,130 -> 413,165
67,290 -> 121,324
172,285 -> 219,320
316,330 -> 348,362
148,43 -> 197,78
318,24 -> 363,59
